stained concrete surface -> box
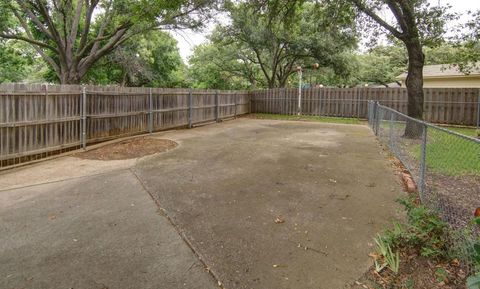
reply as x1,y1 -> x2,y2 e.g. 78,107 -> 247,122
0,119 -> 402,289
0,170 -> 217,289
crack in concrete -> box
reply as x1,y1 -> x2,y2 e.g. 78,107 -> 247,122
129,168 -> 225,289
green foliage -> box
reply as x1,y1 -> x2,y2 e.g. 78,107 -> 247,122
374,234 -> 400,274
187,39 -> 256,90
83,31 -> 186,87
0,0 -> 214,83
467,274 -> 480,289
0,40 -> 31,83
379,196 -> 449,260
189,0 -> 358,89
434,267 -> 449,283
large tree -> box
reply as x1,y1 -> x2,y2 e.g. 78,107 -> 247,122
217,0 -> 357,88
188,38 -> 260,89
81,30 -> 186,87
345,0 -> 454,136
0,0 -> 214,84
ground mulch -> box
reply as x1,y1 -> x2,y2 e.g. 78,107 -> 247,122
75,137 -> 177,160
350,250 -> 467,289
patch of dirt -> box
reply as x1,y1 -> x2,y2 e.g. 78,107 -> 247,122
351,250 -> 467,289
75,137 -> 177,160
425,174 -> 480,234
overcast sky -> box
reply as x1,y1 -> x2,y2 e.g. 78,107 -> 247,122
171,0 -> 480,63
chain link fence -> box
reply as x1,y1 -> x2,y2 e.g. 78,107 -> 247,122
368,101 -> 480,273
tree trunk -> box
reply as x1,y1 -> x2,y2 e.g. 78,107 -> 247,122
404,39 -> 425,138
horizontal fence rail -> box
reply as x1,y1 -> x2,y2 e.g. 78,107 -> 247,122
2,85 -> 479,169
251,87 -> 480,126
0,84 -> 250,168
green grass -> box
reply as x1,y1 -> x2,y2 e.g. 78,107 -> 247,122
250,113 -> 365,125
413,126 -> 480,176
378,121 -> 479,176
441,126 -> 479,138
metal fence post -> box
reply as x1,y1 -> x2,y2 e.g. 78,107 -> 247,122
81,86 -> 87,149
419,124 -> 428,198
234,92 -> 237,118
297,73 -> 302,115
215,90 -> 219,122
188,90 -> 193,128
389,112 -> 394,148
374,102 -> 380,136
477,93 -> 479,133
148,88 -> 153,134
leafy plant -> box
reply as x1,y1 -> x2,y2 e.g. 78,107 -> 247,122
393,196 -> 449,259
467,274 -> 480,289
435,267 -> 449,283
384,244 -> 400,274
404,278 -> 415,289
374,234 -> 400,274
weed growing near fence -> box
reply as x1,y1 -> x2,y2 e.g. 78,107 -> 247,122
355,196 -> 479,288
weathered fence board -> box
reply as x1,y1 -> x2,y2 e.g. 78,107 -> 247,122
1,84 -> 478,169
0,84 -> 251,168
251,87 -> 480,126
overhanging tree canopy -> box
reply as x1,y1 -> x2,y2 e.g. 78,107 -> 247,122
344,0 -> 454,134
0,0 -> 214,84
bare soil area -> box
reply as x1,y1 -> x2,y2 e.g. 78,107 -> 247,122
351,251 -> 467,289
75,137 -> 177,160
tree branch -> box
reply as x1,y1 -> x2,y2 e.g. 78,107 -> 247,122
349,0 -> 404,39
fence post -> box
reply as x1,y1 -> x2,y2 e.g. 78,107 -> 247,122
389,112 -> 394,148
374,102 -> 379,136
419,124 -> 428,199
148,88 -> 153,134
81,86 -> 87,149
215,90 -> 219,122
188,90 -> 193,128
477,93 -> 479,133
297,74 -> 302,115
234,92 -> 237,118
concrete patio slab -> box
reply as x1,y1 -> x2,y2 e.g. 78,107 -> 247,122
0,118 -> 403,289
0,170 -> 217,289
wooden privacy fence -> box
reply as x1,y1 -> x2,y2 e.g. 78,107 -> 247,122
251,87 -> 480,126
1,84 -> 479,169
0,84 -> 250,168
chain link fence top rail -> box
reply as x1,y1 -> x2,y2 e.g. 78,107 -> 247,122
368,100 -> 480,273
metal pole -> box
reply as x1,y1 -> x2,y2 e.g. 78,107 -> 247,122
297,69 -> 302,115
389,112 -> 394,148
234,92 -> 237,118
477,93 -> 480,134
81,86 -> 87,149
215,90 -> 219,122
188,90 -> 193,128
375,102 -> 380,136
148,88 -> 153,134
419,124 -> 428,199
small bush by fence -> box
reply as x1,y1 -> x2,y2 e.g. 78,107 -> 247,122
368,101 -> 480,273
251,87 -> 480,126
0,84 -> 250,169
